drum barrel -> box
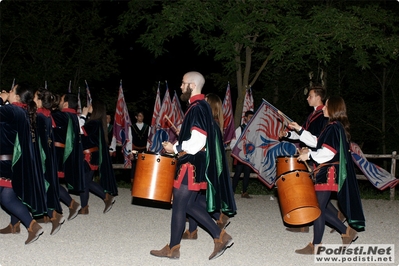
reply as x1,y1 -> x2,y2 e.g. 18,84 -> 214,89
132,153 -> 176,203
276,171 -> 320,225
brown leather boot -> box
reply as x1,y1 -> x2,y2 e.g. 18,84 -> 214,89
103,193 -> 115,213
36,216 -> 51,224
50,210 -> 65,235
78,205 -> 89,215
295,242 -> 315,255
0,221 -> 21,234
286,226 -> 309,233
342,226 -> 358,245
182,229 -> 198,240
209,230 -> 234,260
150,244 -> 180,259
25,220 -> 43,245
68,199 -> 81,220
216,213 -> 230,230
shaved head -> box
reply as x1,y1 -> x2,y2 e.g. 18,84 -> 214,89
183,71 -> 205,92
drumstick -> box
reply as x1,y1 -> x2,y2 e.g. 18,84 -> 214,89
296,148 -> 312,173
164,115 -> 178,132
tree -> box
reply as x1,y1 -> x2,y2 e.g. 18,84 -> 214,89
0,0 -> 120,95
119,0 -> 398,133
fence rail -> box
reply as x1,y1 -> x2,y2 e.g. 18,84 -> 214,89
112,151 -> 398,200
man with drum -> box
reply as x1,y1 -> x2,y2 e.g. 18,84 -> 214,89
280,85 -> 345,233
150,71 -> 234,260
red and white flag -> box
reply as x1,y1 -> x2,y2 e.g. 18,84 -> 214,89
148,86 -> 173,153
113,80 -> 132,168
222,83 -> 235,144
147,82 -> 162,150
171,90 -> 184,130
241,87 -> 254,124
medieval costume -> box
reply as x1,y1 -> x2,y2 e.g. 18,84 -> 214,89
79,119 -> 118,214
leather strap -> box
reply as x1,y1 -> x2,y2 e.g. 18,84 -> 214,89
83,147 -> 99,154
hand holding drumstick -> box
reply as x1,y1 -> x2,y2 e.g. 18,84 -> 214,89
297,148 -> 312,172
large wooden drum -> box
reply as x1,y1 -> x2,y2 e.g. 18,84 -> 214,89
132,153 -> 176,203
276,155 -> 308,177
276,171 -> 320,225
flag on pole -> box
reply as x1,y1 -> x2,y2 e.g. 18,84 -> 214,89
68,80 -> 71,93
241,87 -> 254,124
231,99 -> 296,188
113,80 -> 132,168
172,90 -> 184,130
147,82 -> 162,150
77,87 -> 82,114
85,80 -> 92,106
350,142 -> 398,190
148,84 -> 173,153
222,82 -> 235,144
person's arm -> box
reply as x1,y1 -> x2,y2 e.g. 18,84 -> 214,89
173,129 -> 206,155
229,127 -> 241,150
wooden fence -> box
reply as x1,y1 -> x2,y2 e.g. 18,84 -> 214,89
112,151 -> 398,200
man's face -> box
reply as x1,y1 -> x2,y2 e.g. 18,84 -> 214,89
106,115 -> 111,124
180,77 -> 192,102
136,113 -> 144,123
244,114 -> 253,124
307,90 -> 319,107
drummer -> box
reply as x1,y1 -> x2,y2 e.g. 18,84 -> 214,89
150,71 -> 234,260
280,84 -> 344,233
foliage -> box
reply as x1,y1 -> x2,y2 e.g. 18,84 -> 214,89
0,0 -> 120,97
119,0 -> 399,154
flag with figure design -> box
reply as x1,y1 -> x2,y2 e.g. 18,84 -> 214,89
241,87 -> 254,124
222,83 -> 235,144
113,81 -> 132,168
350,142 -> 398,189
231,99 -> 297,188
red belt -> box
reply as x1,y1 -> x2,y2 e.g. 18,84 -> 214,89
0,154 -> 13,161
83,147 -> 99,154
178,147 -> 205,158
54,142 -> 65,148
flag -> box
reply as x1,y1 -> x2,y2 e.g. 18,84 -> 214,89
231,99 -> 297,188
77,87 -> 82,115
222,83 -> 235,144
85,80 -> 92,106
147,82 -> 162,150
148,85 -> 173,153
11,78 -> 15,90
113,80 -> 132,168
171,90 -> 184,129
241,87 -> 254,124
350,142 -> 398,190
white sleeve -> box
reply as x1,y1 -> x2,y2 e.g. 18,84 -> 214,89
287,130 -> 300,140
173,129 -> 206,155
109,136 -> 117,151
309,147 -> 335,164
229,127 -> 241,150
78,114 -> 86,134
299,130 -> 318,148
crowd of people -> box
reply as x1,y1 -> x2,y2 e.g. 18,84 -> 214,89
0,84 -> 118,245
0,72 -> 365,260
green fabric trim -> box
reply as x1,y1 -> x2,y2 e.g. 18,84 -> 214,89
338,131 -> 347,192
12,133 -> 21,167
38,136 -> 47,173
63,117 -> 74,163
